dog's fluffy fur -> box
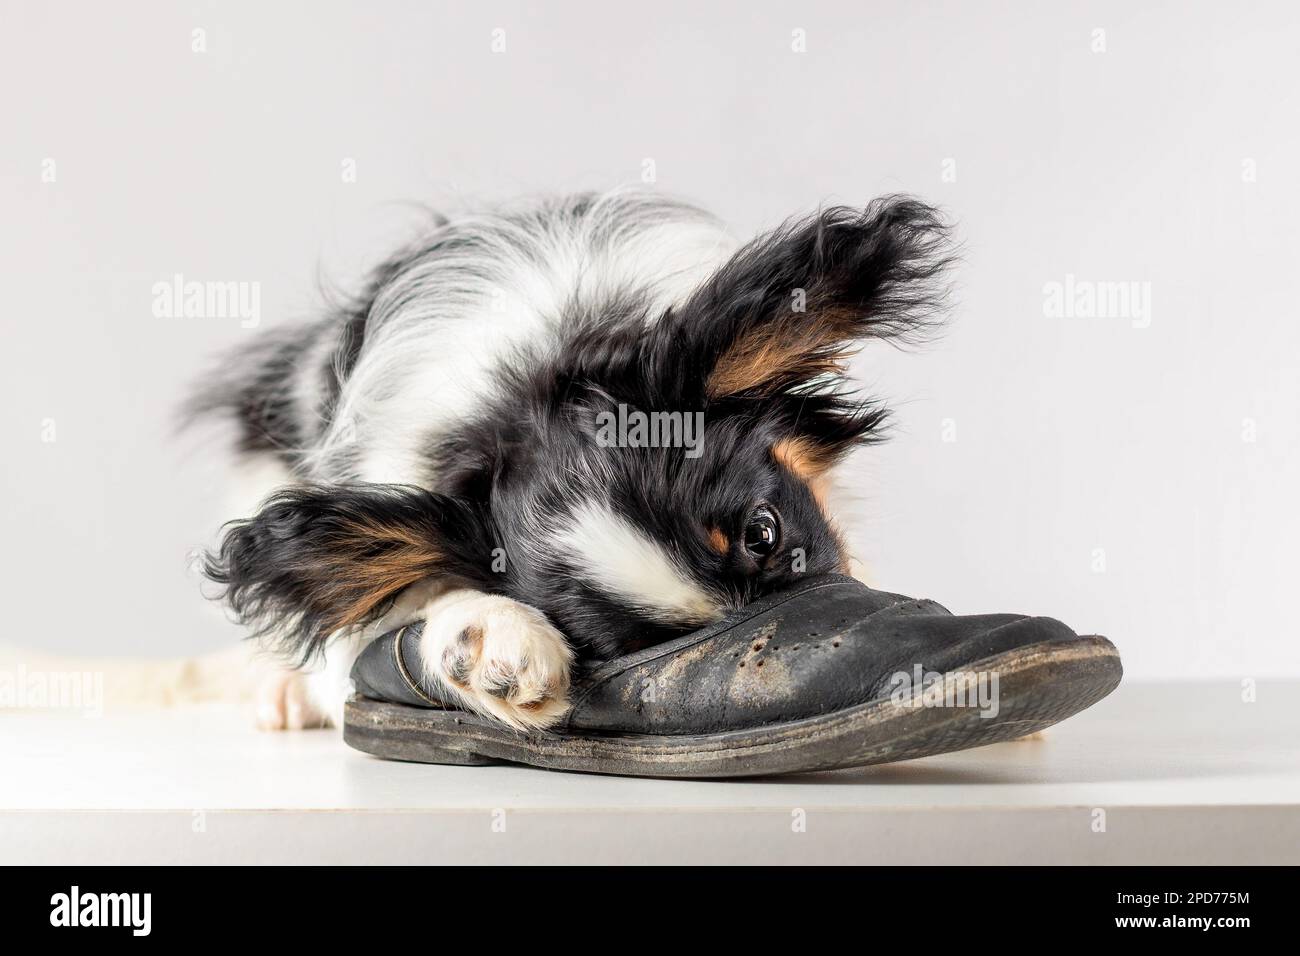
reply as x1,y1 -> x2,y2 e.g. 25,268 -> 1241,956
190,189 -> 955,730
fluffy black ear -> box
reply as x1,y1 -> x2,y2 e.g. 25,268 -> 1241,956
648,195 -> 956,466
658,196 -> 956,400
203,484 -> 496,664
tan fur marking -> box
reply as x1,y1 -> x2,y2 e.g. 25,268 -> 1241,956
773,436 -> 835,482
706,310 -> 857,399
707,526 -> 730,554
772,437 -> 843,562
319,519 -> 443,634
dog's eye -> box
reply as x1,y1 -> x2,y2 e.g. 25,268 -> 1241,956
743,506 -> 781,558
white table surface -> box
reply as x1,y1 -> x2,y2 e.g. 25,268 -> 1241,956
3,681 -> 1296,864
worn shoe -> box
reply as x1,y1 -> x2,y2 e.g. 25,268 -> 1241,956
343,574 -> 1121,778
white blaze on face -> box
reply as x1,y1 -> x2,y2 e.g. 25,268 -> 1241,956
552,502 -> 723,626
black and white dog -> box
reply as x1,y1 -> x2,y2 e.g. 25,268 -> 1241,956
192,190 -> 954,731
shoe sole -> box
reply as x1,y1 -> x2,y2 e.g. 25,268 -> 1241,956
342,635 -> 1122,778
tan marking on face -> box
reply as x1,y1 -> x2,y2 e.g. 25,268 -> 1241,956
707,526 -> 730,554
772,438 -> 851,572
772,435 -> 835,481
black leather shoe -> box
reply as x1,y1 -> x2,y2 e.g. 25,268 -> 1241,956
343,574 -> 1121,778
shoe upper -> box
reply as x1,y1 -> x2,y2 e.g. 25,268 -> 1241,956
557,574 -> 1080,734
350,574 -> 1089,736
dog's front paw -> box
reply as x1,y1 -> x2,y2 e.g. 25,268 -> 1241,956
419,592 -> 573,730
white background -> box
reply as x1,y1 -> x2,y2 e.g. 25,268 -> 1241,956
2,1 -> 1295,680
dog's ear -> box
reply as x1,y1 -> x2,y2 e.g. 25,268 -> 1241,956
650,195 -> 956,467
655,196 -> 954,398
203,484 -> 495,663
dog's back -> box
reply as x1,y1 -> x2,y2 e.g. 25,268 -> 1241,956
188,190 -> 737,492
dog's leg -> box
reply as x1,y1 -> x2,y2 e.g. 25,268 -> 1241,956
256,667 -> 329,730
417,588 -> 573,730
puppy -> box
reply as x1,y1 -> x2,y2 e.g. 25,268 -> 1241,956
191,190 -> 954,731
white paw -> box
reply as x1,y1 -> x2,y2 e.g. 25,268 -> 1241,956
419,591 -> 573,731
255,667 -> 331,731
